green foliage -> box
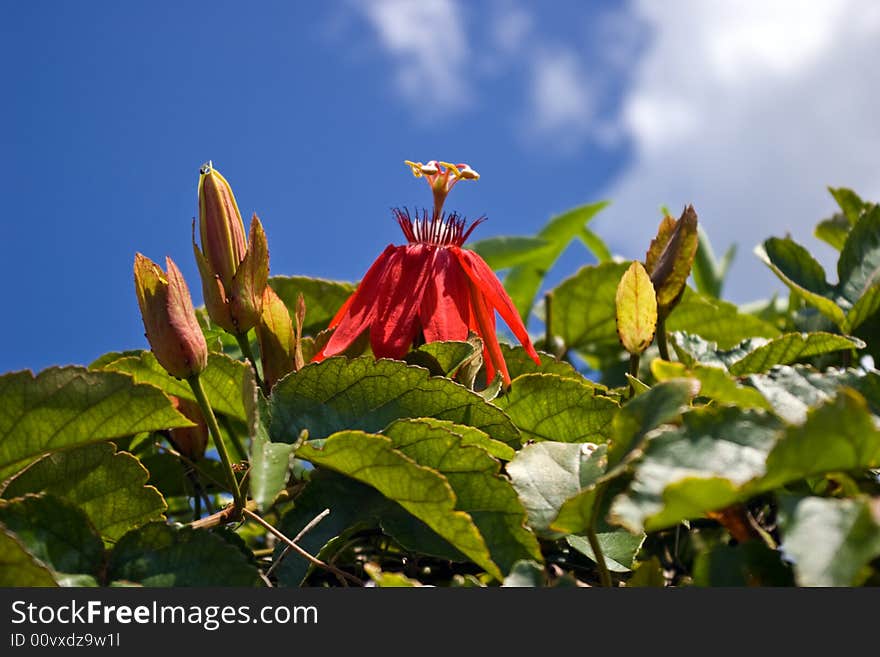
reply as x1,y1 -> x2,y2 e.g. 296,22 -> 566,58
8,183 -> 880,588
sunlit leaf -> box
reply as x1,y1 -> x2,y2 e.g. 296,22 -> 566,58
268,276 -> 356,336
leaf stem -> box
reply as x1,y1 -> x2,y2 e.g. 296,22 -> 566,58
586,484 -> 613,587
235,331 -> 265,393
187,374 -> 245,513
656,317 -> 671,360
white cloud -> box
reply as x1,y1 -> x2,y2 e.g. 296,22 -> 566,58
527,49 -> 595,144
354,0 -> 469,112
597,0 -> 880,302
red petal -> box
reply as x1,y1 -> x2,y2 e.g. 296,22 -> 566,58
465,274 -> 509,385
317,244 -> 398,359
419,248 -> 470,342
370,243 -> 434,358
454,248 -> 541,364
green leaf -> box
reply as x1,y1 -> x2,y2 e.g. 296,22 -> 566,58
0,494 -> 104,580
0,525 -> 58,586
566,531 -> 645,572
507,441 -> 608,537
248,394 -> 294,512
108,522 -> 262,586
269,357 -> 520,447
779,495 -> 880,586
743,365 -> 864,424
665,288 -> 782,348
615,261 -> 658,355
607,378 -> 701,468
693,541 -> 793,586
829,186 -> 867,225
410,418 -> 515,460
493,374 -> 618,443
297,430 -> 502,580
100,351 -> 254,424
692,226 -> 736,298
847,281 -> 880,331
501,345 -> 584,381
2,443 -> 166,542
838,205 -> 880,304
363,562 -> 423,587
651,360 -> 772,411
467,236 -> 555,270
727,332 -> 863,375
578,226 -> 613,263
670,332 -> 761,369
609,407 -> 782,533
412,341 -> 478,377
501,560 -> 546,587
550,261 -> 630,353
268,276 -> 356,336
383,419 -> 542,574
761,388 -> 880,489
503,201 -> 609,320
0,367 -> 192,482
755,239 -> 847,329
814,215 -> 850,251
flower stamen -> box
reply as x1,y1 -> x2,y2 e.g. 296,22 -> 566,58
404,159 -> 480,217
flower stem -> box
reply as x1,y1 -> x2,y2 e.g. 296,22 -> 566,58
586,484 -> 612,587
235,331 -> 265,392
187,374 -> 244,513
656,317 -> 670,361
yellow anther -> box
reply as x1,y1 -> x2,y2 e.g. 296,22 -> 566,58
404,160 -> 440,178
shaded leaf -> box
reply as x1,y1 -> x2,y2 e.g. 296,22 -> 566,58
0,494 -> 103,580
615,261 -> 658,355
727,332 -> 863,375
693,542 -> 794,586
363,562 -> 423,587
501,560 -> 546,587
248,395 -> 294,512
2,443 -> 166,542
814,214 -> 850,251
779,495 -> 880,587
838,204 -> 880,305
297,431 -> 502,580
692,225 -> 735,298
566,531 -> 645,573
0,525 -> 58,586
743,365 -> 863,424
269,357 -> 520,447
0,367 -> 191,482
412,341 -> 478,377
108,522 -> 262,586
494,374 -> 618,443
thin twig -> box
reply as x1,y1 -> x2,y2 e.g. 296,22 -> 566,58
242,508 -> 362,586
265,508 -> 331,579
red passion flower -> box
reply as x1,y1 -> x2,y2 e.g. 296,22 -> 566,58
313,160 -> 540,385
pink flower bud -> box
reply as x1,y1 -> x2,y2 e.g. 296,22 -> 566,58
134,253 -> 208,379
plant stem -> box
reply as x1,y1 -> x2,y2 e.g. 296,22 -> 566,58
586,485 -> 612,588
235,331 -> 265,393
656,317 -> 670,360
187,374 -> 245,513
242,508 -> 363,586
627,352 -> 641,399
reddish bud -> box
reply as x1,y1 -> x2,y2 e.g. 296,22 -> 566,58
168,396 -> 209,460
134,253 -> 208,379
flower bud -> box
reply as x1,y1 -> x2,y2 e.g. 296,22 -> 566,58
168,395 -> 209,460
134,253 -> 208,379
193,163 -> 269,334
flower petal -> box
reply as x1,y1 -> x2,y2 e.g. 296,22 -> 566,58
453,248 -> 541,364
464,274 -> 508,385
419,248 -> 470,343
317,244 -> 398,360
370,243 -> 434,358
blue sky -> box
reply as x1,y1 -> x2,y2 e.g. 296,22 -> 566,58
3,1 -> 880,373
